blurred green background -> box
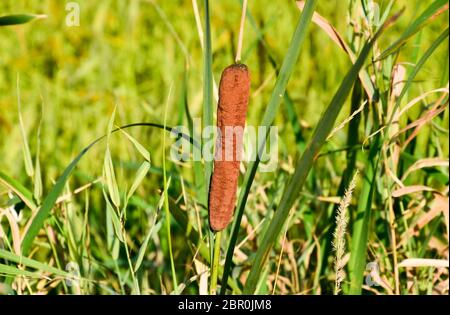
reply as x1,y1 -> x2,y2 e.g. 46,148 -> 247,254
1,0 -> 447,183
0,0 -> 448,294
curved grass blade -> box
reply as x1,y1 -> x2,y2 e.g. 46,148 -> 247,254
162,89 -> 178,290
182,68 -> 206,209
220,0 -> 318,294
127,161 -> 151,201
103,107 -> 121,208
21,123 -> 199,255
0,263 -> 38,278
319,79 -> 364,287
242,13 -> 401,294
347,136 -> 381,294
134,214 -> 160,273
0,14 -> 46,26
202,0 -> 216,280
377,0 -> 448,60
119,129 -> 151,163
16,76 -> 34,178
104,148 -> 121,209
243,5 -> 307,151
0,171 -> 37,211
103,188 -> 124,243
387,27 -> 450,130
0,248 -> 71,278
203,0 -> 214,195
34,100 -> 44,201
296,0 -> 376,99
345,25 -> 450,297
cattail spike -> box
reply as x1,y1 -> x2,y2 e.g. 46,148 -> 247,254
209,64 -> 250,231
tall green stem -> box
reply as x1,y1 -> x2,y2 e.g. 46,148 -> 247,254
163,88 -> 178,291
210,231 -> 222,295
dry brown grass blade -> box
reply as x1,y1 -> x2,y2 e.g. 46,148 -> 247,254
193,258 -> 209,295
429,237 -> 449,257
434,194 -> 450,243
434,278 -> 449,295
402,158 -> 449,181
398,258 -> 449,268
406,194 -> 449,237
55,178 -> 101,204
296,1 -> 352,55
391,87 -> 449,148
296,0 -> 374,99
328,101 -> 367,141
392,86 -> 449,122
391,64 -> 407,99
402,105 -> 448,148
0,207 -> 21,255
432,3 -> 450,21
392,185 -> 438,197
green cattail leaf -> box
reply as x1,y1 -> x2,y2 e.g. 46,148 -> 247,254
0,171 -> 37,211
103,148 -> 121,209
222,0 -> 318,294
0,248 -> 71,278
127,161 -> 150,201
242,9 -> 401,294
203,0 -> 214,195
16,76 -> 34,178
347,26 -> 449,295
377,0 -> 448,60
120,129 -> 151,163
20,123 -> 184,255
134,221 -> 161,272
33,158 -> 42,202
111,238 -> 120,260
0,14 -> 46,26
103,107 -> 121,208
33,101 -> 44,201
104,188 -> 124,243
0,263 -> 39,277
348,137 -> 380,294
107,107 -> 116,140
105,189 -> 114,251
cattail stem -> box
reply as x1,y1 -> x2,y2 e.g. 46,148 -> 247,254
235,0 -> 248,63
163,86 -> 178,291
210,231 -> 222,295
192,0 -> 204,50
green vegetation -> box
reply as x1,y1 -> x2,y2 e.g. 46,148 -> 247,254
0,0 -> 448,295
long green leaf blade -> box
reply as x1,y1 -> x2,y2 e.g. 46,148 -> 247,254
0,248 -> 71,278
0,263 -> 38,277
0,171 -> 37,211
203,0 -> 214,196
377,0 -> 448,60
348,136 -> 381,294
16,76 -> 34,178
242,13 -> 398,294
0,14 -> 46,26
20,123 -> 196,255
221,0 -> 318,293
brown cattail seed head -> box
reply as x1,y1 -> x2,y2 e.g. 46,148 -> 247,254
209,64 -> 250,231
